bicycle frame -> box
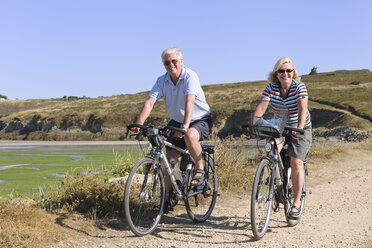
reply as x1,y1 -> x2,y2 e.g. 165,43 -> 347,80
150,140 -> 195,200
261,138 -> 286,203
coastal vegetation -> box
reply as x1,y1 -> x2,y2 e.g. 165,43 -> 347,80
0,69 -> 371,141
0,69 -> 372,247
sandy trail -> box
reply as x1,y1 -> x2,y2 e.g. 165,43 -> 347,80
50,144 -> 372,248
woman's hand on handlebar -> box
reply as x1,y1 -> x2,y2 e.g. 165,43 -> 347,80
291,130 -> 301,136
284,126 -> 305,136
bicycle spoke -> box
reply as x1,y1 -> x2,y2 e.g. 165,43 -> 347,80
124,158 -> 165,236
251,159 -> 273,240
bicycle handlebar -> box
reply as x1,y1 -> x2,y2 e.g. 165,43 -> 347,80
127,123 -> 187,138
165,125 -> 187,135
127,123 -> 147,131
241,123 -> 305,136
284,126 -> 305,134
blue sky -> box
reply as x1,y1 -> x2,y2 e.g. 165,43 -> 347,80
1,0 -> 371,100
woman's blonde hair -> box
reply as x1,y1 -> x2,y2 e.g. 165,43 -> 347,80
268,57 -> 301,83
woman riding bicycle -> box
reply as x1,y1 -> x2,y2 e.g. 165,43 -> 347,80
254,57 -> 312,218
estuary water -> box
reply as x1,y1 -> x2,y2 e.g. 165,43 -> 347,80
0,140 -> 148,152
0,139 -> 262,197
0,140 -> 148,196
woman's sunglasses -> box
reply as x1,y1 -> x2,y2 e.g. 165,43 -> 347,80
277,69 -> 294,74
163,59 -> 179,66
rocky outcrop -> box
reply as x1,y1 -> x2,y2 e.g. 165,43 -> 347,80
82,114 -> 104,134
313,128 -> 372,142
21,115 -> 55,134
0,114 -> 109,140
5,118 -> 24,132
0,120 -> 6,131
0,109 -> 371,141
217,109 -> 250,138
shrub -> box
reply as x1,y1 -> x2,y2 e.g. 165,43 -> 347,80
215,137 -> 260,194
40,174 -> 125,218
39,150 -> 142,218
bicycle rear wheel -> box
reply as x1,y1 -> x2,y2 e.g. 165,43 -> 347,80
185,155 -> 218,223
124,158 -> 165,236
284,163 -> 307,227
251,158 -> 274,240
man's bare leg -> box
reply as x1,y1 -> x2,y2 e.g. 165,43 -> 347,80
184,128 -> 203,185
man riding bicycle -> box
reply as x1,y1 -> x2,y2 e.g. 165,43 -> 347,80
132,47 -> 213,212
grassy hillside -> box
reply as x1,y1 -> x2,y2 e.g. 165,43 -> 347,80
0,69 -> 372,140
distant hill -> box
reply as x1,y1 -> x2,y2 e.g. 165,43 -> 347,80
0,69 -> 371,141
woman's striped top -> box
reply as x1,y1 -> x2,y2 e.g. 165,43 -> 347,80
261,79 -> 312,128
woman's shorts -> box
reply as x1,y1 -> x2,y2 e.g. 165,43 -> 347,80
277,126 -> 312,161
166,115 -> 213,150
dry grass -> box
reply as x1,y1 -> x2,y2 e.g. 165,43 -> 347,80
0,203 -> 72,248
40,174 -> 125,218
309,139 -> 347,161
214,137 -> 260,195
0,138 -> 358,248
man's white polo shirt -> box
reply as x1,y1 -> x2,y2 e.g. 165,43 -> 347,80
149,67 -> 210,123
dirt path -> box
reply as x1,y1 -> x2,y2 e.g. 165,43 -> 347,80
49,144 -> 372,248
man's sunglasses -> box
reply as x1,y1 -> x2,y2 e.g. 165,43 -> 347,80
163,59 -> 179,66
277,69 -> 294,74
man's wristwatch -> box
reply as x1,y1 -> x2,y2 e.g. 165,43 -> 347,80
180,124 -> 189,130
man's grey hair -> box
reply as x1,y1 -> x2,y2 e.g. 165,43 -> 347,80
161,47 -> 183,62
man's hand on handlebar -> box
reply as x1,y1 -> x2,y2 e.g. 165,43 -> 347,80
131,127 -> 140,133
166,125 -> 187,138
129,123 -> 143,134
173,129 -> 187,138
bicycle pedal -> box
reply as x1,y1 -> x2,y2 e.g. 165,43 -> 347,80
288,215 -> 299,220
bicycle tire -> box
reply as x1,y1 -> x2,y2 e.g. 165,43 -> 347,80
284,163 -> 307,227
124,158 -> 165,236
185,154 -> 218,223
251,158 -> 274,240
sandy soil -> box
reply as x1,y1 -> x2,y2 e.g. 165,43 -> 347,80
49,143 -> 372,248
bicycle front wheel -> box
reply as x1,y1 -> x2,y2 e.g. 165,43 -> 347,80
251,158 -> 274,240
185,155 -> 218,223
124,158 -> 165,236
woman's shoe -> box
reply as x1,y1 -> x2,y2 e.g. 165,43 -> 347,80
289,205 -> 301,218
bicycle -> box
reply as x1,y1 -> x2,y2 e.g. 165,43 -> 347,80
124,123 -> 218,236
242,100 -> 308,240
